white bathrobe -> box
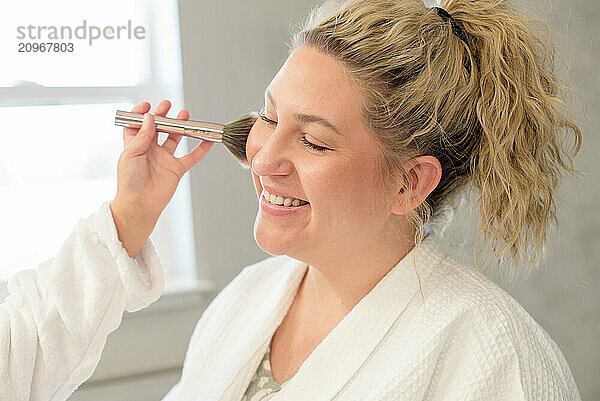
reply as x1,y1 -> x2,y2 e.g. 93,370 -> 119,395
0,200 -> 164,400
0,201 -> 581,401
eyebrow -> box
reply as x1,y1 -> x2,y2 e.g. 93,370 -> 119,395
265,89 -> 342,136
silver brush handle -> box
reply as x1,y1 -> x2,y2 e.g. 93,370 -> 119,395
115,110 -> 224,142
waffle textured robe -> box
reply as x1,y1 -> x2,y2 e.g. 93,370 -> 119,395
0,201 -> 164,400
0,201 -> 581,400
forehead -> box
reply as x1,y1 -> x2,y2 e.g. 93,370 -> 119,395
266,46 -> 366,134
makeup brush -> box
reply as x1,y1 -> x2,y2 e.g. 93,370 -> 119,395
114,110 -> 258,168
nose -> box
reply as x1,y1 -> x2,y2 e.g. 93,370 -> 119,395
250,129 -> 294,178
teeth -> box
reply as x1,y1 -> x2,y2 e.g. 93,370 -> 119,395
264,190 -> 308,207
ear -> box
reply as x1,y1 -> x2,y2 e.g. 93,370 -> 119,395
390,155 -> 442,215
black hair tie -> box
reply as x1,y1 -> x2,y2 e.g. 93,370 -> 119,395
432,7 -> 470,47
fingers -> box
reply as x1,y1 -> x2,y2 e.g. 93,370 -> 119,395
131,101 -> 151,116
162,108 -> 189,155
153,99 -> 172,117
122,99 -> 185,156
126,112 -> 157,157
123,101 -> 151,148
178,140 -> 215,173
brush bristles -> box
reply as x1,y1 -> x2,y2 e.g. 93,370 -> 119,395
221,112 -> 258,168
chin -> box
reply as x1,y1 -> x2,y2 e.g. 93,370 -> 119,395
253,217 -> 299,257
253,236 -> 289,257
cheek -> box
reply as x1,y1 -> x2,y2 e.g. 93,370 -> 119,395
305,162 -> 357,213
317,157 -> 385,221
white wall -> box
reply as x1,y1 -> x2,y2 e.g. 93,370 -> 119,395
178,1 -> 323,291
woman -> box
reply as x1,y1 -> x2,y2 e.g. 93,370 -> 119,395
0,0 -> 582,400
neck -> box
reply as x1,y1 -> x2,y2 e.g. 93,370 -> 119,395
293,222 -> 416,324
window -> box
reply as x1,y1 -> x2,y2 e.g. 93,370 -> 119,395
0,0 -> 201,295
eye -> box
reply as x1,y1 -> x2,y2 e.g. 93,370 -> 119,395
300,137 -> 329,152
258,110 -> 331,152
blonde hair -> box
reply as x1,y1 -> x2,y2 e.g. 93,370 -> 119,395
289,0 -> 582,281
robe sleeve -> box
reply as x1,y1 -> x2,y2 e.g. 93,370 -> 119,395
0,200 -> 165,401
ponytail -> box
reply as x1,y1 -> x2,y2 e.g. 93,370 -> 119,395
444,0 -> 582,280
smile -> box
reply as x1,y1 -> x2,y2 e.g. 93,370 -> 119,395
264,189 -> 309,207
260,191 -> 310,217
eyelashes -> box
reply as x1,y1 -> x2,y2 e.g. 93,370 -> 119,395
299,137 -> 328,152
258,112 -> 330,153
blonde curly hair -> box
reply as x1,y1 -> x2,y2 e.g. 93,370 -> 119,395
288,0 -> 582,282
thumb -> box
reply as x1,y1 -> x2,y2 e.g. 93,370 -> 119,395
127,113 -> 156,156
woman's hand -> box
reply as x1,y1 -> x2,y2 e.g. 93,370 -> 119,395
110,100 -> 214,258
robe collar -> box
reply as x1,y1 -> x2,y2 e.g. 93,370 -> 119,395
211,233 -> 447,401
